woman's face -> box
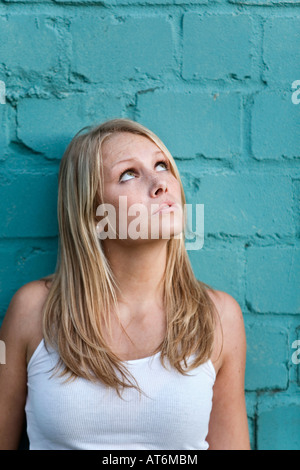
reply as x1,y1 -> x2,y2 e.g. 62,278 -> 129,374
99,132 -> 183,243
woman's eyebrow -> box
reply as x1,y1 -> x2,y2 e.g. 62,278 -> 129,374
111,150 -> 165,169
112,157 -> 136,169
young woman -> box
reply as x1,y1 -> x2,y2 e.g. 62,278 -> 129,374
0,118 -> 250,450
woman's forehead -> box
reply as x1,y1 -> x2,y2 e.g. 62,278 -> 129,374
102,132 -> 161,161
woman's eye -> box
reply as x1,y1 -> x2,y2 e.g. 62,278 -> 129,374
119,161 -> 169,183
156,161 -> 168,171
119,169 -> 135,182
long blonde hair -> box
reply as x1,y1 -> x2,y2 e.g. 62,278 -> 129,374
41,118 -> 219,395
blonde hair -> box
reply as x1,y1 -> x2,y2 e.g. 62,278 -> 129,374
41,118 -> 219,396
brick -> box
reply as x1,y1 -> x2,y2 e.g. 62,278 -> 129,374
297,327 -> 300,386
293,179 -> 300,237
0,15 -> 59,73
0,242 -> 57,324
245,394 -> 257,450
245,321 -> 289,391
246,247 -> 300,314
189,248 -> 243,300
137,91 -> 242,159
180,173 -> 293,237
3,0 -> 49,2
0,172 -> 58,238
70,16 -> 173,83
229,0 -> 300,3
251,91 -> 300,160
263,17 -> 300,85
247,415 -> 255,451
17,94 -> 123,159
55,0 -> 208,3
182,13 -> 253,80
0,106 -> 6,157
0,102 -> 11,161
257,405 -> 300,450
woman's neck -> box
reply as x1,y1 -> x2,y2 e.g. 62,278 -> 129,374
102,239 -> 168,311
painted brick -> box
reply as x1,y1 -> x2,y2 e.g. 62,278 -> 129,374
257,405 -> 300,450
263,17 -> 300,85
0,242 -> 57,323
229,0 -> 300,3
251,91 -> 300,160
0,172 -> 58,238
55,0 -> 208,3
70,16 -> 174,83
0,107 -> 6,157
247,415 -> 255,451
245,322 -> 289,391
296,327 -> 300,387
0,15 -> 59,73
181,173 -> 293,237
189,248 -> 243,300
246,247 -> 300,314
137,91 -> 242,159
17,94 -> 123,159
0,103 -> 10,162
182,13 -> 253,80
3,0 -> 48,2
293,179 -> 300,237
245,394 -> 257,451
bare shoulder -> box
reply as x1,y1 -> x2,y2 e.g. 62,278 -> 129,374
0,279 -> 52,449
207,288 -> 245,333
1,279 -> 52,363
205,289 -> 250,449
6,279 -> 51,324
206,289 -> 246,373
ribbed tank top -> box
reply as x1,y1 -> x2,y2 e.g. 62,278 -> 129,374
25,339 -> 216,450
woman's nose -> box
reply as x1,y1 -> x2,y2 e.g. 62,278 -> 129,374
149,176 -> 168,198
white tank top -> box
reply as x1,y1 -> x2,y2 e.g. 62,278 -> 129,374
25,339 -> 216,450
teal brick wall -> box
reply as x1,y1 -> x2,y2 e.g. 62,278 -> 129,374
0,0 -> 299,450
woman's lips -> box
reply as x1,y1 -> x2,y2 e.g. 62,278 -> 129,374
152,201 -> 179,215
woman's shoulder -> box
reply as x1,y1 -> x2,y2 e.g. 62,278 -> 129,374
1,278 -> 53,363
9,278 -> 52,315
205,288 -> 246,373
206,288 -> 244,326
